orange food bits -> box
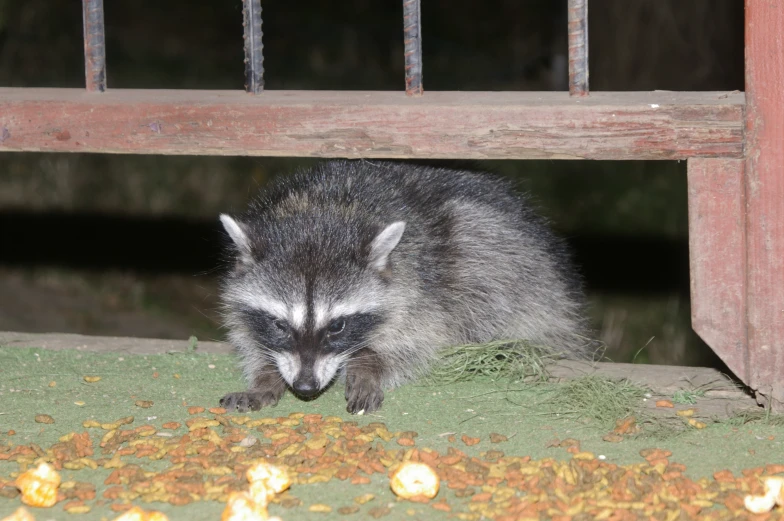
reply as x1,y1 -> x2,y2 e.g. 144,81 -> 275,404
112,506 -> 170,521
744,476 -> 784,514
246,461 -> 291,496
461,435 -> 481,446
1,507 -> 36,521
390,462 -> 440,500
221,491 -> 268,521
15,462 -> 61,508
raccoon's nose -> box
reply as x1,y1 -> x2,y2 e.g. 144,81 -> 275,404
292,377 -> 319,398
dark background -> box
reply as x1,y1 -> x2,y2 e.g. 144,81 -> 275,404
0,0 -> 744,368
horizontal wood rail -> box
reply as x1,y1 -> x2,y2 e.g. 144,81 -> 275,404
0,89 -> 743,160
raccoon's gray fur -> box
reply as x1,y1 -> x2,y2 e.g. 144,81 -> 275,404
218,160 -> 590,414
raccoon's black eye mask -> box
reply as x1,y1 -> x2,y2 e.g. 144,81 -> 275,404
238,307 -> 383,354
238,308 -> 292,350
321,313 -> 382,354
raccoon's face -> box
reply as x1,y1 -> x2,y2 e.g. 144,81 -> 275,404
220,213 -> 405,397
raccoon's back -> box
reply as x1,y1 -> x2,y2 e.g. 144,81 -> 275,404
252,161 -> 524,224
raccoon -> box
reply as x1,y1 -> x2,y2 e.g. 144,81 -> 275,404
218,160 -> 590,414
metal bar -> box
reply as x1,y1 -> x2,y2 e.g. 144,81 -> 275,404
242,0 -> 264,94
0,89 -> 744,160
82,0 -> 107,92
403,0 -> 423,96
567,0 -> 588,97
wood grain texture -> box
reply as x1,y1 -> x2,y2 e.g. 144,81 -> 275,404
0,89 -> 743,160
745,1 -> 784,410
687,158 -> 747,384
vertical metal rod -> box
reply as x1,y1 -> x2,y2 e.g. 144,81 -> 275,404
567,0 -> 589,97
82,0 -> 107,92
243,0 -> 264,94
403,0 -> 423,96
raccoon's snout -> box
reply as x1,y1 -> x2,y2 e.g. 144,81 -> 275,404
274,350 -> 344,398
292,375 -> 319,397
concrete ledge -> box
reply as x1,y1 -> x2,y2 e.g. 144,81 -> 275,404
0,331 -> 232,355
1,331 -> 760,418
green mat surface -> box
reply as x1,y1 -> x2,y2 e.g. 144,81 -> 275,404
0,347 -> 782,520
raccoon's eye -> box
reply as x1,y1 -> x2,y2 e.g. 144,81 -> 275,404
327,319 -> 346,335
272,319 -> 289,333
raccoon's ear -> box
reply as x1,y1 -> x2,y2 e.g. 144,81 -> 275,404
368,221 -> 406,272
220,214 -> 254,262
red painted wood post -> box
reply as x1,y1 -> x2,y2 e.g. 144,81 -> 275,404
687,159 -> 748,383
745,0 -> 784,410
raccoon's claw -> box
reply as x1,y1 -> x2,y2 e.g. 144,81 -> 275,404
220,390 -> 282,412
345,380 -> 384,414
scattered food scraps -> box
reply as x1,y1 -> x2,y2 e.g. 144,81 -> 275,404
461,435 -> 480,446
0,507 -> 35,521
745,476 -> 784,513
15,462 -> 61,507
246,461 -> 291,498
353,493 -> 375,505
390,462 -> 440,500
613,416 -> 639,435
688,418 -> 707,429
488,433 -> 507,443
33,414 -> 54,424
112,506 -> 169,521
222,491 -> 269,521
655,399 -> 674,408
1,411 -> 782,520
83,376 -> 101,383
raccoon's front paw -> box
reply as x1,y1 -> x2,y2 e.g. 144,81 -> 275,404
345,377 -> 384,414
220,389 -> 283,412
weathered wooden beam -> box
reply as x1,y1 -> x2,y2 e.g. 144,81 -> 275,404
687,158 -> 747,384
744,0 -> 784,411
0,89 -> 743,160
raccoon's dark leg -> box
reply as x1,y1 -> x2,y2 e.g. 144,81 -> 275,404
219,364 -> 286,412
344,350 -> 385,414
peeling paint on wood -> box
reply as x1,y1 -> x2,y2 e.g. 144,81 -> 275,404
687,158 -> 747,383
0,89 -> 743,160
744,0 -> 784,410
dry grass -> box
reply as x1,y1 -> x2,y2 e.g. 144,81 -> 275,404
422,340 -> 558,385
